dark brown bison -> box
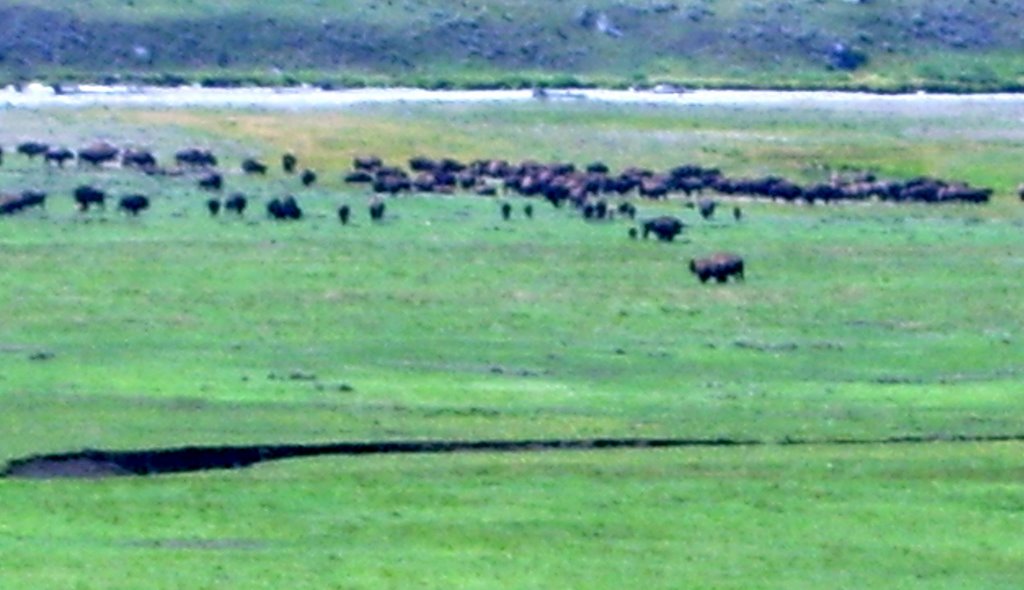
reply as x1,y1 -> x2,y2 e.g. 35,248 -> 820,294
224,193 -> 248,215
282,152 -> 297,174
44,147 -> 75,167
500,202 -> 512,220
118,194 -> 150,216
122,148 -> 157,169
300,169 -> 317,187
697,198 -> 717,220
642,216 -> 685,242
175,148 -> 217,168
267,196 -> 302,220
689,253 -> 745,283
345,171 -> 374,183
241,158 -> 268,175
369,196 -> 386,221
17,141 -> 49,159
77,142 -> 119,166
206,198 -> 221,216
73,185 -> 106,211
0,190 -> 46,215
354,155 -> 382,171
337,204 -> 351,225
198,172 -> 223,191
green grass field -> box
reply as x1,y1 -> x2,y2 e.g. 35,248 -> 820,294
1,100 -> 1023,588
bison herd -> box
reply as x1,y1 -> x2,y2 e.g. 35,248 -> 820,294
1,138 -> 1016,285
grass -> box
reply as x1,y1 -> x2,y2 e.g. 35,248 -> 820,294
0,100 -> 1023,587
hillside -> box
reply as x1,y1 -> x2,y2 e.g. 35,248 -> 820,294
3,0 -> 1024,90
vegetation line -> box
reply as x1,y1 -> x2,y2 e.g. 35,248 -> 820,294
4,434 -> 1023,479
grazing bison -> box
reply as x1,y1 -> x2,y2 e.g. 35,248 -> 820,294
345,170 -> 374,183
689,253 -> 745,284
300,169 -> 317,187
206,198 -> 221,216
267,196 -> 302,220
282,152 -> 297,174
118,194 -> 150,216
198,172 -> 223,191
122,148 -> 157,169
44,147 -> 75,167
175,147 -> 217,168
224,193 -> 248,215
77,142 -> 119,166
17,141 -> 49,159
0,190 -> 46,215
642,216 -> 685,242
73,185 -> 106,211
337,204 -> 351,225
369,196 -> 386,221
354,155 -> 382,171
241,158 -> 268,175
617,202 -> 637,219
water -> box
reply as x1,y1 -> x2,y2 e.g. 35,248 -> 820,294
3,82 -> 1024,112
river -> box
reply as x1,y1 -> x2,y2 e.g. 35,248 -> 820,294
3,83 -> 1024,113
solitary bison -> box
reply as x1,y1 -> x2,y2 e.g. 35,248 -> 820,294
118,194 -> 150,216
689,253 -> 745,283
642,216 -> 685,242
241,158 -> 268,175
282,152 -> 297,174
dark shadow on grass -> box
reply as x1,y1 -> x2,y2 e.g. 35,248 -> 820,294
5,433 -> 1024,479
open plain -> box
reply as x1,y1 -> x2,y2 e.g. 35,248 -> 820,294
1,97 -> 1023,588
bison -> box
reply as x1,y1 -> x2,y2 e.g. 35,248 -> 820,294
369,196 -> 386,221
118,194 -> 150,216
122,148 -> 157,169
175,148 -> 217,168
44,147 -> 75,167
198,172 -> 223,191
300,169 -> 317,187
337,204 -> 351,225
500,202 -> 512,220
642,216 -> 685,242
354,155 -> 382,171
224,193 -> 248,215
17,141 -> 49,159
697,198 -> 717,220
689,253 -> 745,284
77,142 -> 119,166
267,196 -> 302,220
282,152 -> 297,174
206,198 -> 221,216
241,158 -> 268,175
73,185 -> 106,211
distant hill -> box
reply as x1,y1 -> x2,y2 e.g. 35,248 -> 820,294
3,0 -> 1024,91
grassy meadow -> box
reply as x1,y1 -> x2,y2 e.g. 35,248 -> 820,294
0,100 -> 1023,588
